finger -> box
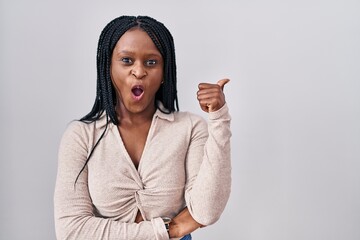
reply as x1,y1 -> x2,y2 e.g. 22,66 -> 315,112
217,78 -> 230,90
197,91 -> 222,100
198,79 -> 230,90
197,88 -> 221,97
198,100 -> 211,112
198,98 -> 219,113
198,83 -> 218,90
198,98 -> 215,105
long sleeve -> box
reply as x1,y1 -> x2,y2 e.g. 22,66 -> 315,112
184,103 -> 232,226
54,121 -> 169,240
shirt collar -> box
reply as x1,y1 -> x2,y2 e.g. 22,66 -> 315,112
154,101 -> 175,122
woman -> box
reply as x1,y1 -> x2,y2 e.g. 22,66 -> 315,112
54,15 -> 231,240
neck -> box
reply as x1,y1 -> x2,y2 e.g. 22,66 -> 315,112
116,102 -> 156,126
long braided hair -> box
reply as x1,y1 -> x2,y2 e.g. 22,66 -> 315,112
75,16 -> 179,185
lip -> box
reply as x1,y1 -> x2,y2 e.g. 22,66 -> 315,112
131,84 -> 145,101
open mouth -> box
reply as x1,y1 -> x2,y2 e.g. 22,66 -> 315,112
131,85 -> 144,99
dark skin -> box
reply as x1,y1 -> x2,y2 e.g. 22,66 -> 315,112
111,28 -> 163,169
111,28 -> 229,238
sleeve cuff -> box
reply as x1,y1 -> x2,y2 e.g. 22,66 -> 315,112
151,217 -> 169,240
208,103 -> 230,120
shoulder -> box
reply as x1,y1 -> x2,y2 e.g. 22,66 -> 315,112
170,111 -> 208,138
156,102 -> 206,128
60,121 -> 91,151
63,120 -> 90,138
61,113 -> 109,146
173,111 -> 206,126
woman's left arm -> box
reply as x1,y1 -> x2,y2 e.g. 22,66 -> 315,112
168,79 -> 231,238
184,79 -> 232,225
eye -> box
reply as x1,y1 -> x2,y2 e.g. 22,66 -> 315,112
145,59 -> 157,66
121,57 -> 132,64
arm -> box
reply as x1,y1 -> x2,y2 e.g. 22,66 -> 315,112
54,121 -> 168,240
185,79 -> 232,226
168,207 -> 202,238
168,79 -> 232,238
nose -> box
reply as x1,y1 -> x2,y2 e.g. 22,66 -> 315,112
131,63 -> 147,79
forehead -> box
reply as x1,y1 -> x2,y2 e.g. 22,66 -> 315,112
114,28 -> 160,55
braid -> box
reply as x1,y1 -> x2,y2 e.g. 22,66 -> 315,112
81,15 -> 178,124
75,16 -> 178,185
138,16 -> 178,112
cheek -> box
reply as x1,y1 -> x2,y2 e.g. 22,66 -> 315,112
155,68 -> 164,82
110,69 -> 127,95
151,72 -> 164,90
111,65 -> 125,78
111,67 -> 128,87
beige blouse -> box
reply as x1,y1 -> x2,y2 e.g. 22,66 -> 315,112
54,104 -> 231,240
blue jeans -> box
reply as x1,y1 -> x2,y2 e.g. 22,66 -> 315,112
180,234 -> 192,240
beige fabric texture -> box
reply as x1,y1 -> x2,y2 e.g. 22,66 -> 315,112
54,104 -> 232,240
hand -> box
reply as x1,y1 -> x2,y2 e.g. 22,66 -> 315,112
168,207 -> 203,238
197,79 -> 230,113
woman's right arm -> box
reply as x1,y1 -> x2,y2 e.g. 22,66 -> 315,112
54,122 -> 168,240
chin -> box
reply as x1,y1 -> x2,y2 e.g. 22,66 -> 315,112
127,103 -> 150,114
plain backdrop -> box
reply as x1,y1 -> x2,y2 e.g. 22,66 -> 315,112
1,0 -> 359,239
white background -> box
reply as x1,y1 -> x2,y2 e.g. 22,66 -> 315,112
1,0 -> 359,239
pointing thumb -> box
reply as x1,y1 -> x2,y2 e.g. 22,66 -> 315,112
217,79 -> 230,91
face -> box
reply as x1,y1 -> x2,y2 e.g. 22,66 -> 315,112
111,28 -> 164,117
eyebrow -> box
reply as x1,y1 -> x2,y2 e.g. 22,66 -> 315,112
116,50 -> 162,57
118,50 -> 134,55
